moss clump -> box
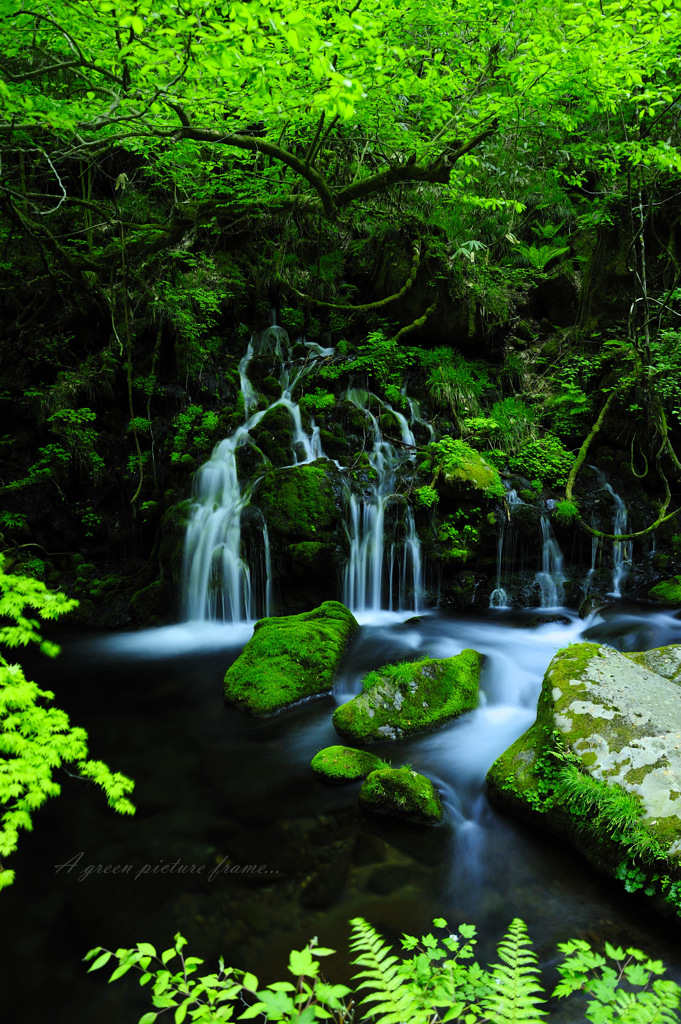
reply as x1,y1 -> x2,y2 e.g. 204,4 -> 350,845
332,650 -> 482,743
224,600 -> 358,716
425,437 -> 504,497
289,541 -> 335,575
648,576 -> 681,607
130,580 -> 174,626
311,745 -> 387,784
248,405 -> 295,467
257,462 -> 341,539
359,766 -> 444,824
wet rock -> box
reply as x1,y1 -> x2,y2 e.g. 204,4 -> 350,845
487,642 -> 681,915
647,576 -> 681,607
311,746 -> 387,784
366,864 -> 417,894
359,767 -> 444,825
332,650 -> 482,743
223,600 -> 359,715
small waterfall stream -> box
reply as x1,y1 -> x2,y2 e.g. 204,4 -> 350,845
591,467 -> 634,596
342,389 -> 423,614
183,328 -> 328,622
535,512 -> 566,607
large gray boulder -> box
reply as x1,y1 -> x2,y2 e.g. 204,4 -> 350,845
487,642 -> 681,918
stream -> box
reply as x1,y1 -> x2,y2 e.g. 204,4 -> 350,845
3,602 -> 681,1023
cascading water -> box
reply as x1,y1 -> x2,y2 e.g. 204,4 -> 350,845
183,330 -> 425,622
489,489 -> 522,608
183,327 -> 328,623
535,512 -> 566,607
342,389 -> 423,614
591,467 -> 633,596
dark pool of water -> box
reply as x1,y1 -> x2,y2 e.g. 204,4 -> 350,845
2,606 -> 681,1023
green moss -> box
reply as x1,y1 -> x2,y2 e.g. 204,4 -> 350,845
248,405 -> 294,467
130,580 -> 173,626
648,576 -> 681,607
332,649 -> 482,743
257,462 -> 341,538
359,766 -> 443,824
223,600 -> 358,716
426,437 -> 504,497
288,541 -> 335,575
311,745 -> 387,784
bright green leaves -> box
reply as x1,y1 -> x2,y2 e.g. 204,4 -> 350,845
0,557 -> 135,887
89,919 -> 681,1024
86,932 -> 347,1024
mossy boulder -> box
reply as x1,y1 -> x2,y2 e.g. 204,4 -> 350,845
311,745 -> 387,784
256,460 -> 342,539
359,766 -> 444,825
647,576 -> 681,606
130,579 -> 175,626
223,600 -> 359,715
487,642 -> 681,909
332,650 -> 482,743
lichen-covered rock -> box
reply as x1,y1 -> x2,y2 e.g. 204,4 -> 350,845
332,650 -> 482,743
223,601 -> 358,716
487,642 -> 681,911
359,766 -> 444,824
311,746 -> 387,784
647,576 -> 681,606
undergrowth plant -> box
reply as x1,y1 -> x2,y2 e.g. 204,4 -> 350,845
87,916 -> 681,1023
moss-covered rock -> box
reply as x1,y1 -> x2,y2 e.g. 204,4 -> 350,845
487,642 -> 681,914
288,540 -> 337,576
248,404 -> 295,467
256,460 -> 342,539
311,745 -> 387,784
223,600 -> 359,715
130,579 -> 175,626
648,576 -> 681,606
359,766 -> 444,824
332,650 -> 482,743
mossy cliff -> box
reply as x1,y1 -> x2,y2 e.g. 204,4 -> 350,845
359,766 -> 444,825
333,650 -> 482,743
223,601 -> 358,716
487,642 -> 681,916
311,745 -> 387,784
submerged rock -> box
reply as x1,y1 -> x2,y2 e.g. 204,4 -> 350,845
223,601 -> 358,715
359,766 -> 444,825
311,745 -> 387,784
487,642 -> 681,915
332,650 -> 482,743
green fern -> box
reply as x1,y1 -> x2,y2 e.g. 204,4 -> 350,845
481,919 -> 546,1023
349,917 -> 432,1024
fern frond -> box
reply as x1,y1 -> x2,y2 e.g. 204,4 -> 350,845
481,919 -> 546,1024
349,918 -> 431,1024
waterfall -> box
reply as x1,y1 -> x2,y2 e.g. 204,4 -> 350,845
342,390 -> 423,614
182,328 -> 328,623
489,489 -> 522,608
535,514 -> 566,607
182,330 -> 425,623
590,467 -> 633,596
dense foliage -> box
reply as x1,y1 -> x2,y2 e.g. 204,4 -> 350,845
0,559 -> 134,888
